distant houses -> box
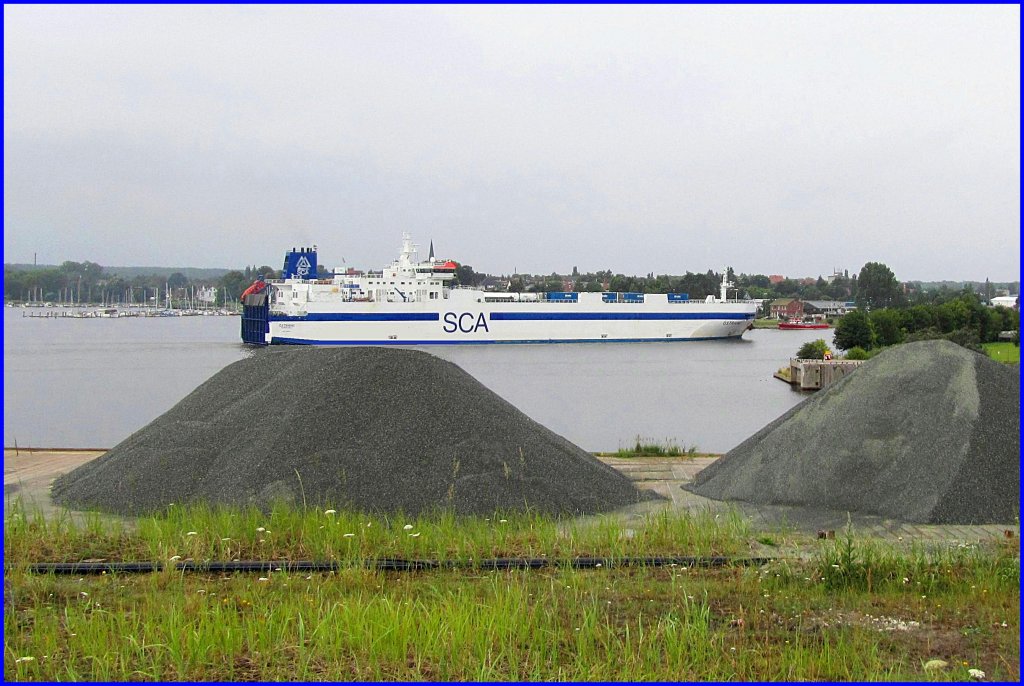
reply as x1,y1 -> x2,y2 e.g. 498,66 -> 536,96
803,300 -> 853,317
990,295 -> 1019,309
769,298 -> 853,319
770,298 -> 804,319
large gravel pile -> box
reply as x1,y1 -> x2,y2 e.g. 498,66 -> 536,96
53,347 -> 659,517
685,340 -> 1019,524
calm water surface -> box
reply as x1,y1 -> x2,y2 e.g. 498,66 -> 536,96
3,307 -> 829,452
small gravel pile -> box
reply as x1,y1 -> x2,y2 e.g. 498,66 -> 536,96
685,340 -> 1019,524
53,347 -> 659,517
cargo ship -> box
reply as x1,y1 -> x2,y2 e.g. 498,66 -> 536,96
240,235 -> 757,345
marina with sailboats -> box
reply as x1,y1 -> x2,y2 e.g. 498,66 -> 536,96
12,283 -> 240,318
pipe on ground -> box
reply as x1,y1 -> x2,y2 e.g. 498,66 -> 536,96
25,556 -> 775,575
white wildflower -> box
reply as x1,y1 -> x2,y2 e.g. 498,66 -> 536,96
968,668 -> 985,680
258,577 -> 269,582
256,527 -> 266,532
186,531 -> 198,536
324,509 -> 337,515
923,659 -> 948,672
343,533 -> 356,538
403,524 -> 414,530
169,555 -> 182,561
408,532 -> 421,538
15,656 -> 35,663
499,519 -> 508,523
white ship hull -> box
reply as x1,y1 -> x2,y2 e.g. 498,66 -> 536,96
242,235 -> 757,346
266,291 -> 755,345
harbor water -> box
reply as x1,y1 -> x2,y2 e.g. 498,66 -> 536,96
3,307 -> 830,453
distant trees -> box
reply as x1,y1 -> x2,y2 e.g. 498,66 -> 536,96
833,310 -> 876,350
832,292 -> 1019,353
167,272 -> 189,289
868,308 -> 904,347
4,261 -> 106,303
855,262 -> 902,310
453,264 -> 482,287
218,271 -> 250,302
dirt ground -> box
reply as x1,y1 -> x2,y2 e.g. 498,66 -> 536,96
4,449 -> 1016,545
4,449 -> 105,520
590,455 -> 1017,545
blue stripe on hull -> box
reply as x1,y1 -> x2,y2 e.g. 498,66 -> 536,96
270,335 -> 746,345
488,312 -> 753,321
271,313 -> 440,322
271,312 -> 753,323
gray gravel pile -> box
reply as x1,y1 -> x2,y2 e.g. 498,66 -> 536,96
685,340 -> 1019,524
52,347 -> 659,517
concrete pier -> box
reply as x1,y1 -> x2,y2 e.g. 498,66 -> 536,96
787,358 -> 865,390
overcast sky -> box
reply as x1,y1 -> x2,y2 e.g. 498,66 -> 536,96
4,4 -> 1019,281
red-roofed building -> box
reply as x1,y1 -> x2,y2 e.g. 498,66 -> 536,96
770,298 -> 804,319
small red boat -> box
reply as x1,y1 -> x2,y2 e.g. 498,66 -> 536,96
778,318 -> 830,330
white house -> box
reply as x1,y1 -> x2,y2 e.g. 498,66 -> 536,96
990,295 -> 1019,309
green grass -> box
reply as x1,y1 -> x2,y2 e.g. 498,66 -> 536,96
752,318 -> 781,329
4,502 -> 1019,681
602,436 -> 698,458
3,500 -> 751,566
982,342 -> 1020,363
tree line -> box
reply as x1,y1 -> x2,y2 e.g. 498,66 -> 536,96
3,261 -> 282,306
461,260 -> 1017,305
832,291 -> 1019,354
7,257 -> 1018,318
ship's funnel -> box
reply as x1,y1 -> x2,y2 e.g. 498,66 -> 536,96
281,247 -> 318,279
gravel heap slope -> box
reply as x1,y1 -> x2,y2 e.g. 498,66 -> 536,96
53,347 -> 659,517
685,340 -> 1019,524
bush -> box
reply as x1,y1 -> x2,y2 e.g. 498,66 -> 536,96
944,327 -> 983,352
904,326 -> 943,343
844,346 -> 871,360
796,339 -> 830,360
